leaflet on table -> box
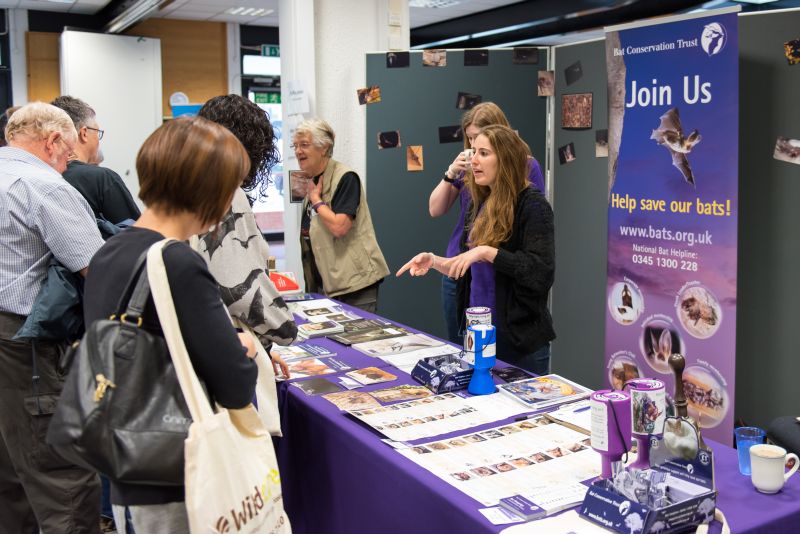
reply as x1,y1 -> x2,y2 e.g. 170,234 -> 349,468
479,506 -> 525,526
283,357 -> 350,379
345,367 -> 397,385
353,333 -> 444,357
498,482 -> 589,519
543,400 -> 592,434
271,343 -> 337,361
322,390 -> 382,411
378,344 -> 462,374
347,391 -> 532,442
499,510 -> 611,534
327,321 -> 409,345
306,311 -> 360,324
287,298 -> 344,319
396,416 -> 600,507
297,320 -> 345,339
497,374 -> 592,411
291,377 -> 344,396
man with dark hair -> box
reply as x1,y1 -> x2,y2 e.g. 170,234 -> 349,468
51,96 -> 140,223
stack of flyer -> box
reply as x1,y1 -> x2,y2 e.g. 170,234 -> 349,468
497,374 -> 592,411
499,482 -> 589,521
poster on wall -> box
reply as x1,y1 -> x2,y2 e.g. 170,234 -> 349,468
603,7 -> 739,443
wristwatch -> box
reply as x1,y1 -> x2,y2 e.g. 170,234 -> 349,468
443,173 -> 456,184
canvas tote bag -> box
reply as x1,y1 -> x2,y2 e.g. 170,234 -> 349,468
232,317 -> 283,436
189,234 -> 283,436
147,240 -> 291,534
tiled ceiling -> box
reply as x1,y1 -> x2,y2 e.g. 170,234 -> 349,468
409,0 -> 524,28
0,0 -> 108,15
0,0 -> 526,27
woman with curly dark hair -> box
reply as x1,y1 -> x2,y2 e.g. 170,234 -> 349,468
195,95 -> 297,377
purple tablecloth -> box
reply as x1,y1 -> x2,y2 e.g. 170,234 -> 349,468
274,298 -> 800,533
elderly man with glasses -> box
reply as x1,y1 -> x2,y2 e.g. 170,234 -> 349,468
52,96 -> 140,224
0,102 -> 105,533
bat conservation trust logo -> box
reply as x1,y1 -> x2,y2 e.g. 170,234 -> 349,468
700,23 -> 726,57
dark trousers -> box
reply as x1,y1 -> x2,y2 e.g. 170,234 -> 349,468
0,311 -> 101,533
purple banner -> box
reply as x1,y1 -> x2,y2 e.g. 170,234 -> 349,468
604,10 -> 739,443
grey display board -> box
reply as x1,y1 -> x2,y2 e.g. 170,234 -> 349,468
366,49 -> 548,339
737,11 -> 800,430
550,40 -> 609,390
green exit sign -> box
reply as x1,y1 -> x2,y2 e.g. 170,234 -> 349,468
261,45 -> 280,57
254,93 -> 281,104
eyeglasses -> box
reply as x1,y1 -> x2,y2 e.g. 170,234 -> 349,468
290,142 -> 313,150
86,127 -> 105,140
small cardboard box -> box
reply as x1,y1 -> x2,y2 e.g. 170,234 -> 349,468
411,354 -> 473,393
580,435 -> 716,534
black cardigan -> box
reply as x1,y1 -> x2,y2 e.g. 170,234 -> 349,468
459,187 -> 556,361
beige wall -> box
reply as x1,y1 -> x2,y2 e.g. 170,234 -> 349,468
126,19 -> 229,117
25,19 -> 228,117
26,32 -> 60,103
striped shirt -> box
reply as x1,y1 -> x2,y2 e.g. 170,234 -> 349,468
0,146 -> 104,315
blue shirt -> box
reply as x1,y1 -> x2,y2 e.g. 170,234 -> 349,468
0,146 -> 104,315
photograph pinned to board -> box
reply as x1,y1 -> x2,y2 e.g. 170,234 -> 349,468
438,125 -> 463,144
558,143 -> 576,165
407,145 -> 424,172
289,170 -> 310,203
784,39 -> 800,65
564,60 -> 583,86
596,129 -> 609,158
512,47 -> 539,64
386,51 -> 410,68
773,136 -> 800,165
464,49 -> 489,66
378,130 -> 402,149
357,85 -> 381,105
422,49 -> 447,67
561,93 -> 593,129
537,70 -> 554,97
456,92 -> 482,110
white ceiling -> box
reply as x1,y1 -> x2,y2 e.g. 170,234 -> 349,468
0,0 -> 523,28
0,0 -> 108,15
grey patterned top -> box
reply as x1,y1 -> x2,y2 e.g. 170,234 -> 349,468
0,147 -> 104,315
195,188 -> 297,347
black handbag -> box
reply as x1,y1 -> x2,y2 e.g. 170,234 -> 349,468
46,249 -> 198,486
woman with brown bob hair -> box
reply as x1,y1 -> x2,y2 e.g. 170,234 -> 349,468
83,117 -> 259,532
400,125 -> 555,374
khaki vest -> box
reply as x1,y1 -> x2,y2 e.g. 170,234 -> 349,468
305,159 -> 389,297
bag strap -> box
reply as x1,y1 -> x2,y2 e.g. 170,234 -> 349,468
112,250 -> 149,319
146,239 -> 215,423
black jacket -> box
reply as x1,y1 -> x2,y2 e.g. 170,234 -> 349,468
459,187 -> 556,360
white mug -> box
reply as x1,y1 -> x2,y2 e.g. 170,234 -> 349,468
750,444 -> 799,494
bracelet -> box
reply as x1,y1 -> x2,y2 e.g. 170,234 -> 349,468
311,201 -> 326,212
443,173 -> 456,184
